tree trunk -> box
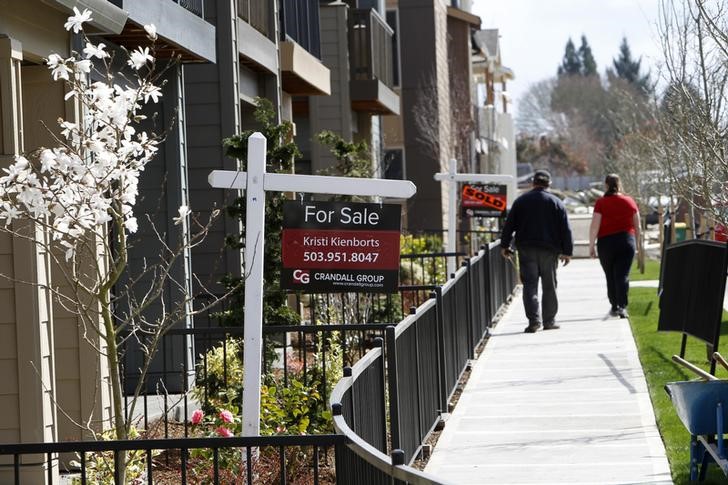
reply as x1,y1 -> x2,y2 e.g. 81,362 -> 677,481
101,288 -> 128,484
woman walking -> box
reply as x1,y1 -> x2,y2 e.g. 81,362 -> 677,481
588,174 -> 640,318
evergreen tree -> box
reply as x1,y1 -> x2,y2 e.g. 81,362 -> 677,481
610,37 -> 652,94
578,35 -> 598,77
557,38 -> 581,77
222,98 -> 302,327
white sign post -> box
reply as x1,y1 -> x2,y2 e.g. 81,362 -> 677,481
434,158 -> 514,275
209,132 -> 416,436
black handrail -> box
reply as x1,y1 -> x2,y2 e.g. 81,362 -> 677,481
329,242 -> 517,482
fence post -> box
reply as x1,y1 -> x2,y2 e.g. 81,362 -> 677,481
463,259 -> 474,359
434,287 -> 448,414
374,337 -> 388,450
481,245 -> 493,327
385,326 -> 400,452
343,366 -> 354,426
410,306 -> 424,446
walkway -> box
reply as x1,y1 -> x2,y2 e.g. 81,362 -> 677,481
425,258 -> 672,485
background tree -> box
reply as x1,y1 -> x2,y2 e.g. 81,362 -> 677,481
516,78 -> 569,135
578,35 -> 598,77
608,37 -> 653,95
651,0 -> 728,229
557,38 -> 582,77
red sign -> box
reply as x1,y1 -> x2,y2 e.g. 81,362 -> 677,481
282,229 -> 400,269
281,201 -> 402,292
461,184 -> 507,217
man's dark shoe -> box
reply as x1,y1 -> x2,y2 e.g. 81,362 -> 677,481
618,307 -> 629,319
524,323 -> 541,333
609,306 -> 619,317
543,323 -> 560,330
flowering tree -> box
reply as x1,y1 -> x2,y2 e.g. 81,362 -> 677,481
0,8 -> 234,479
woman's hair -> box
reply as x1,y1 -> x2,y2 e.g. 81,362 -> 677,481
605,173 -> 621,195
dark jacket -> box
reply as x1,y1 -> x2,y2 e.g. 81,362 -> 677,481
500,187 -> 573,255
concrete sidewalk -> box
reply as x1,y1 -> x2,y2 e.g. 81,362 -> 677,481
425,258 -> 672,485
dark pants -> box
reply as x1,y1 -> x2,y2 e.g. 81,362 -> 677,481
597,232 -> 636,309
518,246 -> 559,326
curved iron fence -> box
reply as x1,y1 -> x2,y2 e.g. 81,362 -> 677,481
330,242 -> 517,483
0,244 -> 515,483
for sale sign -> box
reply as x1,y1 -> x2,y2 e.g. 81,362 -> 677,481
281,201 -> 401,292
461,183 -> 507,217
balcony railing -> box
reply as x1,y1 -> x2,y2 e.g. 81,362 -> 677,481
349,9 -> 394,88
238,0 -> 270,38
109,0 -> 205,18
171,0 -> 204,17
279,0 -> 321,59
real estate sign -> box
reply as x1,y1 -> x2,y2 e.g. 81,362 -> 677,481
281,200 -> 401,292
461,183 -> 507,218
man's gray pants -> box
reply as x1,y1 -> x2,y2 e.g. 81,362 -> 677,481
517,246 -> 559,326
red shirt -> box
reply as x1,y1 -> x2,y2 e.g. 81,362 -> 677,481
594,194 -> 638,238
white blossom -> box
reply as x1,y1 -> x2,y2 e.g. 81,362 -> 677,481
142,84 -> 162,103
74,59 -> 92,74
0,11 -> 164,261
143,24 -> 158,41
128,47 -> 153,71
50,61 -> 71,81
124,217 -> 138,233
173,205 -> 191,226
64,7 -> 92,33
83,42 -> 108,59
47,54 -> 63,68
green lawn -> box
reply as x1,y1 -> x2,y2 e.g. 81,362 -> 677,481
629,287 -> 728,484
630,257 -> 661,281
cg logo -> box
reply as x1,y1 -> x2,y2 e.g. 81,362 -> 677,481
292,269 -> 310,284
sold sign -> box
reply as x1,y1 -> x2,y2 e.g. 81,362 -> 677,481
461,184 -> 507,217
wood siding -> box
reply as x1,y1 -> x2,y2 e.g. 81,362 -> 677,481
310,3 -> 352,174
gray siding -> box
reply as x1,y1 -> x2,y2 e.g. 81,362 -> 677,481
184,0 -> 243,314
310,3 -> 353,174
399,0 -> 447,231
122,66 -> 194,394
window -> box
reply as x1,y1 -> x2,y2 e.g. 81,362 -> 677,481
383,149 -> 404,180
385,10 -> 400,87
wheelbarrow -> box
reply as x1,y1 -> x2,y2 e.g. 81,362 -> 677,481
666,353 -> 728,481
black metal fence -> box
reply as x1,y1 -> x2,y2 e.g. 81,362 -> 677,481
0,435 -> 344,484
1,243 -> 516,483
331,241 -> 518,483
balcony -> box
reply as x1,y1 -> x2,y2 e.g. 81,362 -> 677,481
171,0 -> 204,17
105,0 -> 215,62
237,0 -> 270,38
279,0 -> 331,96
348,9 -> 400,115
280,0 -> 321,58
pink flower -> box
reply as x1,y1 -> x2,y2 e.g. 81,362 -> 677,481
216,426 -> 234,438
219,409 -> 234,423
190,409 -> 203,425
276,426 -> 287,434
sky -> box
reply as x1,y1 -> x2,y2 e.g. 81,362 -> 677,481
471,0 -> 663,118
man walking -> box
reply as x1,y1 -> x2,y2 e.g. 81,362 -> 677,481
500,170 -> 573,333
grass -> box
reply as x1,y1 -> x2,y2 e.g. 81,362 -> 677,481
629,287 -> 728,484
630,257 -> 661,281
